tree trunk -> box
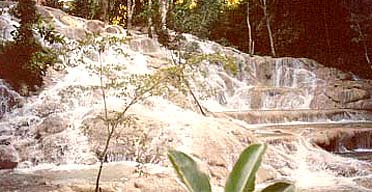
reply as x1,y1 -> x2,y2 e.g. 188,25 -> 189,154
356,23 -> 371,66
127,0 -> 136,29
127,0 -> 132,29
246,0 -> 253,55
159,0 -> 168,31
261,0 -> 276,57
323,7 -> 331,63
364,44 -> 371,67
148,0 -> 153,37
99,0 -> 110,23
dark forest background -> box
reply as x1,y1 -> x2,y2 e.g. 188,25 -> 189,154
210,0 -> 372,79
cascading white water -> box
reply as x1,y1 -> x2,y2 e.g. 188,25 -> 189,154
0,5 -> 371,191
266,138 -> 371,191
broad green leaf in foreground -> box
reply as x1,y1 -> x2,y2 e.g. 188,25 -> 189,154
224,143 -> 267,192
168,150 -> 212,192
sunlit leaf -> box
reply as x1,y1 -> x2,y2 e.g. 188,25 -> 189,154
224,144 -> 267,192
168,150 -> 212,192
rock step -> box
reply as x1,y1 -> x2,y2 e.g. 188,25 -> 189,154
229,86 -> 314,109
226,82 -> 372,110
219,109 -> 372,124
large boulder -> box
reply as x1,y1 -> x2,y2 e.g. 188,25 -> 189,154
0,82 -> 22,119
129,36 -> 162,55
0,138 -> 19,169
34,114 -> 68,138
85,20 -> 105,34
104,25 -> 126,35
80,110 -> 173,163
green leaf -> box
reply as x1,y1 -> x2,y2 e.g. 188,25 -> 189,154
168,150 -> 212,192
261,182 -> 295,192
224,143 -> 267,192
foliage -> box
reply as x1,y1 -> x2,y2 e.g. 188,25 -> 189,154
71,33 -> 174,191
67,0 -> 100,19
157,34 -> 238,112
41,0 -> 64,9
170,0 -> 223,38
73,32 -> 237,189
168,143 -> 295,192
67,0 -> 124,23
186,53 -> 238,76
349,12 -> 372,66
224,144 -> 267,192
0,0 -> 64,94
111,3 -> 127,26
350,13 -> 372,44
135,1 -> 152,26
42,0 -> 372,78
76,32 -> 129,48
93,66 -> 167,192
208,0 -> 372,78
224,0 -> 242,7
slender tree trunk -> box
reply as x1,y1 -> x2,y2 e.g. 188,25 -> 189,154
347,8 -> 371,68
199,9 -> 208,35
355,23 -> 371,66
364,47 -> 371,67
252,41 -> 255,54
127,0 -> 132,29
148,0 -> 153,37
323,7 -> 331,63
261,0 -> 276,57
95,50 -> 111,192
159,0 -> 168,31
99,0 -> 110,23
363,43 -> 371,66
246,0 -> 253,55
127,0 -> 136,29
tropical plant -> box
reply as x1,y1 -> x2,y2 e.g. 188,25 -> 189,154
71,33 -> 174,192
168,143 -> 295,192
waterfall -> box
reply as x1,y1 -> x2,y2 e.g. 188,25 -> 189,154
0,5 -> 371,191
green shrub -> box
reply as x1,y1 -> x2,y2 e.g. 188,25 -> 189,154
168,143 -> 295,192
186,53 -> 238,76
41,0 -> 64,9
0,0 -> 64,94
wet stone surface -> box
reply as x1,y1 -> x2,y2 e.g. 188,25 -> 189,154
0,138 -> 19,169
0,83 -> 22,119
